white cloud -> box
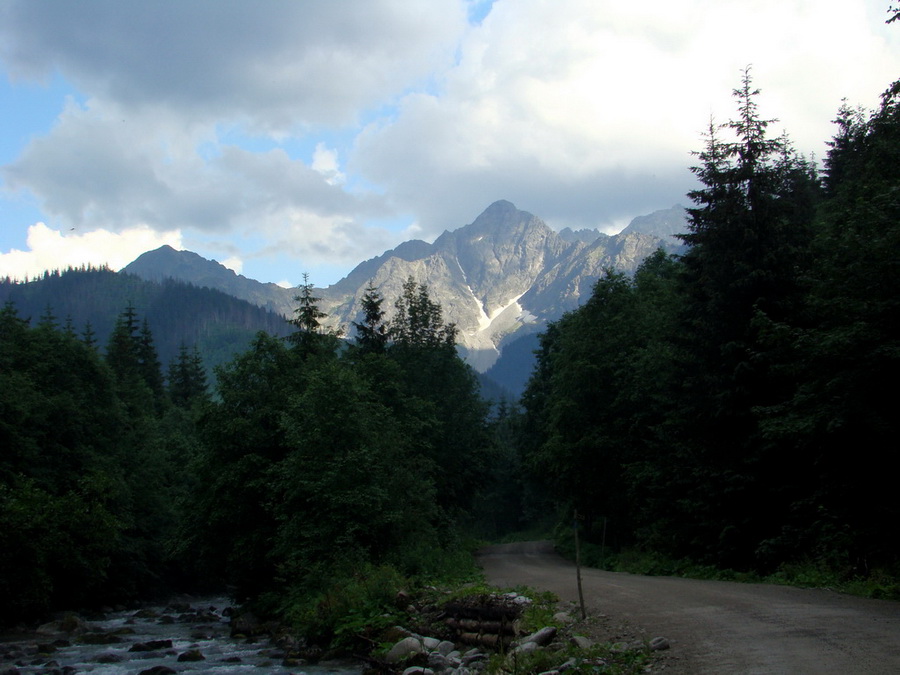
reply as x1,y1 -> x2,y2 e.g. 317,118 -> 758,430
1,0 -> 898,286
220,256 -> 243,274
1,101 -> 395,269
0,222 -> 182,280
0,0 -> 468,132
352,0 -> 900,233
311,143 -> 346,186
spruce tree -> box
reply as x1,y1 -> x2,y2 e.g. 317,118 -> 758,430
290,273 -> 327,335
287,273 -> 340,358
352,283 -> 389,354
672,67 -> 819,567
390,277 -> 457,349
167,342 -> 209,407
761,78 -> 900,568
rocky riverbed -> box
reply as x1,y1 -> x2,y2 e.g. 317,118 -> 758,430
0,598 -> 362,675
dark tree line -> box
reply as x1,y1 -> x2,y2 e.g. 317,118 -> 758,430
1,276 -> 492,630
0,266 -> 290,377
518,71 -> 900,578
0,300 -> 210,623
179,277 -> 490,618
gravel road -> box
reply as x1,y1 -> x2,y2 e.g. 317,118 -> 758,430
477,541 -> 900,674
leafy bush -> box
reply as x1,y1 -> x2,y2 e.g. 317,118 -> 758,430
486,637 -> 650,675
280,563 -> 409,649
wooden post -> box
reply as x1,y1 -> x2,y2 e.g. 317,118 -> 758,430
600,516 -> 607,570
574,509 -> 586,619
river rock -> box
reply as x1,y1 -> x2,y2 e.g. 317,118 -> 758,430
423,637 -> 441,651
132,609 -> 159,619
95,652 -> 125,663
382,626 -> 415,644
177,648 -> 205,661
649,636 -> 670,651
401,668 -> 433,675
386,636 -> 425,663
36,615 -> 89,635
78,632 -> 121,645
437,640 -> 456,655
129,639 -> 173,651
511,641 -> 540,656
427,651 -> 451,670
138,667 -> 176,675
570,635 -> 592,649
553,611 -> 574,624
230,611 -> 262,637
461,649 -> 487,665
520,626 -> 557,647
503,592 -> 532,606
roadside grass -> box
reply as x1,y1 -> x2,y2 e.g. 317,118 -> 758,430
429,583 -> 651,675
553,534 -> 900,600
276,546 -> 653,673
495,520 -> 557,544
487,640 -> 651,675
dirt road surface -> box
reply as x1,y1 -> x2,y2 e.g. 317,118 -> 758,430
477,541 -> 900,674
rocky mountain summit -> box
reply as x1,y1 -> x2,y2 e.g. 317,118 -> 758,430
318,200 -> 685,370
124,201 -> 685,372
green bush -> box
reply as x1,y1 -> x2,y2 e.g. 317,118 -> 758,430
280,563 -> 409,649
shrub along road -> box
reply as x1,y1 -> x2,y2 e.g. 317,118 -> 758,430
477,541 -> 900,674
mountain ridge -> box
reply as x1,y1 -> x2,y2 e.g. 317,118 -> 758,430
123,201 -> 686,372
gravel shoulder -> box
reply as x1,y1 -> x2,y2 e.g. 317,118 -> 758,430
477,541 -> 900,674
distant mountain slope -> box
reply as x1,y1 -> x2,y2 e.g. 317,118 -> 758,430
0,267 -> 291,374
121,201 -> 686,380
319,200 -> 685,371
483,331 -> 542,399
125,245 -> 297,317
620,204 -> 687,244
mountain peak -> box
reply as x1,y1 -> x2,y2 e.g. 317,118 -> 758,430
470,200 -> 533,229
124,245 -> 297,316
120,201 -> 684,378
482,199 -> 517,214
620,204 -> 687,242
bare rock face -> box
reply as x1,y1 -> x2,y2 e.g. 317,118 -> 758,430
124,200 -> 685,374
320,200 -> 684,371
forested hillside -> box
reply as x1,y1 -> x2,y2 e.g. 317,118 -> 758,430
0,267 -> 291,373
515,70 -> 900,581
1,275 -> 495,637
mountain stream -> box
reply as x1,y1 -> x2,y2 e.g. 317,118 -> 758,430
0,598 -> 363,675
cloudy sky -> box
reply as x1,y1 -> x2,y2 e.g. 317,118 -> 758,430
1,1 -> 897,288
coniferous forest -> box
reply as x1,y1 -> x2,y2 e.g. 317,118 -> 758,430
1,70 -> 899,637
517,71 -> 900,581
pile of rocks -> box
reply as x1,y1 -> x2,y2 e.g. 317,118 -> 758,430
379,594 -> 669,675
383,632 -> 490,675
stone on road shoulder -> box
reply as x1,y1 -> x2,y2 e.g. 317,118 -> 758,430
477,541 -> 900,675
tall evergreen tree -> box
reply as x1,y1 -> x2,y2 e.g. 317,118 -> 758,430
290,273 -> 327,335
757,78 -> 900,569
105,304 -> 165,417
352,283 -> 389,354
389,277 -> 457,349
668,68 -> 819,567
139,318 -> 166,409
287,274 -> 341,358
167,342 -> 209,408
385,279 -> 487,513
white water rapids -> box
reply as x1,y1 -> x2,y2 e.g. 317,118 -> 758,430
0,598 -> 363,675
